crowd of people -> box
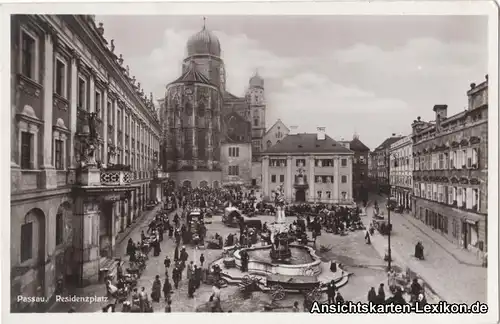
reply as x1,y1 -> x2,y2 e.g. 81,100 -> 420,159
98,184 -> 431,313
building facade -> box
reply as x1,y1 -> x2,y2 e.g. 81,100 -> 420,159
370,134 -> 404,194
261,128 -> 354,204
411,76 -> 488,253
389,134 -> 413,209
10,15 -> 162,311
161,24 -> 265,189
221,112 -> 252,186
349,134 -> 370,202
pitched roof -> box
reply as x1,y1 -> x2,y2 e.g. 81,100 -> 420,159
223,91 -> 242,100
349,137 -> 370,152
373,136 -> 404,152
170,61 -> 211,85
264,133 -> 353,154
264,119 -> 289,137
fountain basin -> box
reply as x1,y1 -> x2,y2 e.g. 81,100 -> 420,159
233,244 -> 322,277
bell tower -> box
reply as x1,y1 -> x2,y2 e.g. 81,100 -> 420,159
246,69 -> 266,153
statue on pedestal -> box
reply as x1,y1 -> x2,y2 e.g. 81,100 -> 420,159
274,184 -> 286,224
78,111 -> 100,168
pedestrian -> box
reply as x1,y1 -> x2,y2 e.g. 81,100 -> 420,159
292,301 -> 300,312
367,287 -> 377,304
163,276 -> 172,302
164,256 -> 171,274
188,278 -> 196,298
151,275 -> 162,302
174,245 -> 179,261
327,280 -> 336,303
172,266 -> 181,289
187,261 -> 194,280
194,265 -> 202,289
139,287 -> 147,312
377,283 -> 386,304
200,253 -> 205,267
335,292 -> 344,304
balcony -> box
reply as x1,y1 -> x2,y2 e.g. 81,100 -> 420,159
100,169 -> 132,186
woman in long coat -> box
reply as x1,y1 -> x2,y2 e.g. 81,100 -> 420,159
151,275 -> 162,302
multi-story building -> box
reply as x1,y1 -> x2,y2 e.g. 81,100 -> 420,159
349,134 -> 370,202
221,112 -> 252,186
389,134 -> 413,209
411,76 -> 488,253
261,127 -> 354,204
10,15 -> 163,311
369,134 -> 404,194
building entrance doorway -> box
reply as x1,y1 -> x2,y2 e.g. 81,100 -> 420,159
295,189 -> 306,202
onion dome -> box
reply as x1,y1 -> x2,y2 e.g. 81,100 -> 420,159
249,70 -> 264,89
186,22 -> 221,57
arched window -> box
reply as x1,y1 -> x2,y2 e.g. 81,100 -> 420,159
267,140 -> 272,149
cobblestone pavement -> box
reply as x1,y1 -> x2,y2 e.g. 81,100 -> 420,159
51,209 -> 434,312
365,194 -> 487,304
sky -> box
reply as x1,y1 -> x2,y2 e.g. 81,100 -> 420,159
97,15 -> 488,149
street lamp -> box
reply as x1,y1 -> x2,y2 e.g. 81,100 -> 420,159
386,152 -> 398,271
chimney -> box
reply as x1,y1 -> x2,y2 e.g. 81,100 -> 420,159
317,127 -> 326,140
433,104 -> 448,120
411,116 -> 425,134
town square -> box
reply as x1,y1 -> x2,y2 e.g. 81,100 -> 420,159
8,12 -> 491,314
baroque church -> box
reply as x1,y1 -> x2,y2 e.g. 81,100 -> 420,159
160,22 -> 267,188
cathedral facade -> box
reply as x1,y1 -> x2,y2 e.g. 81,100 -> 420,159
161,24 -> 267,188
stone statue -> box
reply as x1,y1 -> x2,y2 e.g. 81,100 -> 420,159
88,111 -> 99,141
118,54 -> 123,65
126,65 -> 130,76
131,76 -> 136,85
110,39 -> 115,53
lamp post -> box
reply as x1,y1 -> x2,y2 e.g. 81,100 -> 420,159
386,151 -> 398,271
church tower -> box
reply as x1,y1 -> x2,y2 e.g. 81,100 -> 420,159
246,70 -> 266,153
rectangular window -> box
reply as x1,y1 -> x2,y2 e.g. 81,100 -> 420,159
95,91 -> 102,116
438,185 -> 444,203
279,175 -> 285,183
20,222 -> 33,262
21,131 -> 33,169
341,158 -> 347,167
229,165 -> 240,176
296,159 -> 306,167
54,139 -> 63,170
107,101 -> 112,125
466,148 -> 473,168
438,153 -> 444,169
466,187 -> 473,209
461,149 -> 467,168
341,175 -> 347,183
472,189 -> 479,211
117,109 -> 122,130
271,175 -> 276,183
54,58 -> 66,97
21,30 -> 36,79
317,191 -> 322,199
78,77 -> 87,110
326,191 -> 331,199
